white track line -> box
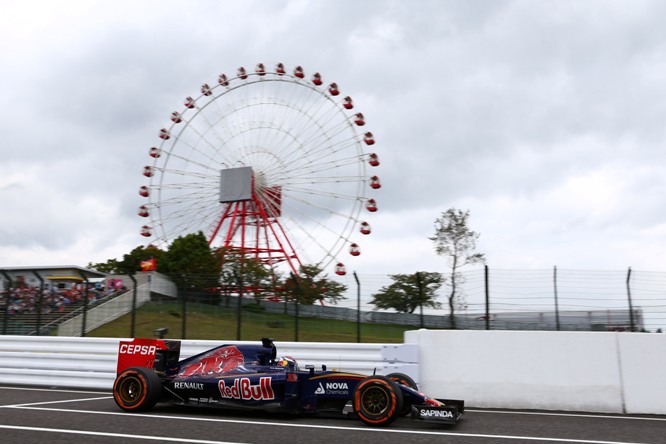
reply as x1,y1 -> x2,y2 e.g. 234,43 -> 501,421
4,406 -> 655,444
466,409 -> 666,422
0,425 -> 246,444
0,387 -> 662,444
1,396 -> 113,408
0,386 -> 108,395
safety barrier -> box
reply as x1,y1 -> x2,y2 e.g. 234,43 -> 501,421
4,331 -> 662,415
406,329 -> 666,415
0,335 -> 415,390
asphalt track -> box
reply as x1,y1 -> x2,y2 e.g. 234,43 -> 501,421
0,386 -> 664,444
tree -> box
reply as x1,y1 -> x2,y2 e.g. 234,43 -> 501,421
88,258 -> 122,274
219,250 -> 275,304
88,245 -> 165,274
429,208 -> 485,329
370,272 -> 443,314
284,264 -> 347,305
160,232 -> 222,301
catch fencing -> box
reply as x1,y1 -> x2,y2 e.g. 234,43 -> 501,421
1,267 -> 665,339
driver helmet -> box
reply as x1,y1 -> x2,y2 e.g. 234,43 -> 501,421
276,356 -> 298,371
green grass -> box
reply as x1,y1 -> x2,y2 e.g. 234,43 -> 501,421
86,302 -> 419,343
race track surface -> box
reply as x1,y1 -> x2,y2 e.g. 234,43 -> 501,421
0,386 -> 663,444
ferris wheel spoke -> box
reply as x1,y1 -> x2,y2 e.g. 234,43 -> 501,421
296,111 -> 352,151
276,112 -> 350,162
284,126 -> 360,170
153,198 -> 218,216
155,189 -> 217,208
151,183 -> 219,194
277,198 -> 358,264
170,119 -> 237,170
283,179 -> 365,195
263,97 -> 343,160
154,168 -> 220,182
284,190 -> 362,222
282,157 -> 367,179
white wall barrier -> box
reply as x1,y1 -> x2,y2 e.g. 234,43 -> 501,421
0,335 -> 397,390
405,329 -> 666,415
1,331 -> 664,415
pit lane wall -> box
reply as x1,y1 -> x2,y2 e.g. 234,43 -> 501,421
404,329 -> 666,415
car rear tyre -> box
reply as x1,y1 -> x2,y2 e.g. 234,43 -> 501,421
386,372 -> 418,416
353,375 -> 403,426
113,366 -> 162,412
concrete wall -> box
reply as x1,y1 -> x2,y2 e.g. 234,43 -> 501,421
405,329 -> 665,415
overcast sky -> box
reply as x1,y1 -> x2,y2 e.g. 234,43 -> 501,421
2,0 -> 666,277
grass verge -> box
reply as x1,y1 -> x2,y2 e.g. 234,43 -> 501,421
87,302 -> 420,343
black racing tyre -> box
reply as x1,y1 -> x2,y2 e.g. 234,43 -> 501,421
353,375 -> 404,426
386,372 -> 418,416
113,366 -> 162,412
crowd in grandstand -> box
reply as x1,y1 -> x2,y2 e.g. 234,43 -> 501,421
2,283 -> 113,316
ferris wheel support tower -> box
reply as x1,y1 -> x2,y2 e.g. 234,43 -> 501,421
213,166 -> 302,275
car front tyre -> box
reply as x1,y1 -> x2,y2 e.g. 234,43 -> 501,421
386,372 -> 418,416
353,375 -> 403,426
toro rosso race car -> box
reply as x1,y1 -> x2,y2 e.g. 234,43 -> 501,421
113,337 -> 464,427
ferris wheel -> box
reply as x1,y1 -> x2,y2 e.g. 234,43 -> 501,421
138,63 -> 381,276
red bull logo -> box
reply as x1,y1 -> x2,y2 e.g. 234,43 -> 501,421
219,377 -> 274,401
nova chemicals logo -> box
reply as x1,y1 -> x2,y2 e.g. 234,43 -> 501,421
315,381 -> 349,395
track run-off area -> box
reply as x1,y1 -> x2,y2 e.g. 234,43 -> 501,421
0,386 -> 664,444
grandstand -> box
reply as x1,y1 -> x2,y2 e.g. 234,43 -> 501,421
0,265 -> 107,335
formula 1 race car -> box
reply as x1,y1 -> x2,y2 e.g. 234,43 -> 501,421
113,338 -> 464,427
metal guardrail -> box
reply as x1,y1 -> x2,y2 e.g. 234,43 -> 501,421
0,335 -> 413,390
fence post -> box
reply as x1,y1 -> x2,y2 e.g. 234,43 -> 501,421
234,270 -> 242,340
290,272 -> 300,342
553,266 -> 560,331
1,270 -> 11,335
484,265 -> 490,330
128,273 -> 137,338
76,270 -> 90,337
353,271 -> 361,343
32,271 -> 44,336
626,267 -> 635,332
415,272 -> 424,328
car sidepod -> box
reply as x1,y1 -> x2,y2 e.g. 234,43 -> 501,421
300,372 -> 364,414
162,371 -> 292,410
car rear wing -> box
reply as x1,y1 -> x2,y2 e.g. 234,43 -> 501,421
116,338 -> 181,375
